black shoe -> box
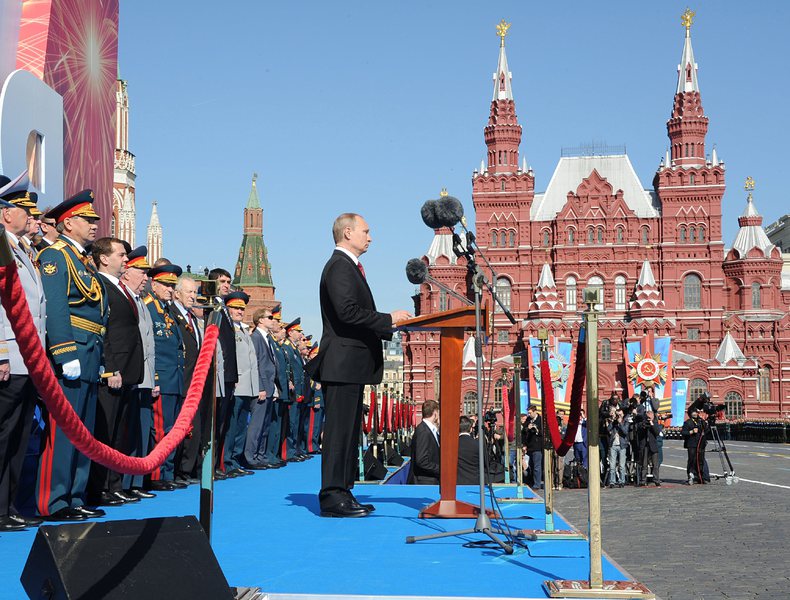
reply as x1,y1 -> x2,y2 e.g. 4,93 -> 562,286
0,516 -> 28,531
175,476 -> 200,485
246,463 -> 270,470
95,491 -> 124,506
128,488 -> 156,499
10,514 -> 43,527
655,481 -> 662,487
618,483 -> 624,488
45,508 -> 87,522
287,456 -> 305,463
224,470 -> 239,478
74,506 -> 106,518
271,460 -> 286,468
114,490 -> 140,503
214,470 -> 228,480
233,468 -> 253,476
320,500 -> 370,518
170,480 -> 188,489
348,495 -> 375,512
148,480 -> 177,491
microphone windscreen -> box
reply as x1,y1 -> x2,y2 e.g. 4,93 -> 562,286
434,196 -> 464,228
420,200 -> 442,229
405,258 -> 428,285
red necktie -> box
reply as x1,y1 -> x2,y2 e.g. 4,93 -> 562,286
357,261 -> 366,279
121,284 -> 138,318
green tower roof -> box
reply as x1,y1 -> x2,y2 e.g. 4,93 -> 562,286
233,174 -> 274,287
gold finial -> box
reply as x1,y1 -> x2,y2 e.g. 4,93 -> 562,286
681,7 -> 695,30
496,19 -> 511,46
744,176 -> 755,191
439,188 -> 448,198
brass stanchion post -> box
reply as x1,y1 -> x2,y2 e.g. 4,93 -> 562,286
513,355 -> 524,497
544,288 -> 654,597
501,368 -> 511,484
200,301 -> 223,543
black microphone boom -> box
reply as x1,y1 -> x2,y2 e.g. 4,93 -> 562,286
404,258 -> 473,306
420,200 -> 442,229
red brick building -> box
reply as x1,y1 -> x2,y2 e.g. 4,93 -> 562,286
402,19 -> 790,420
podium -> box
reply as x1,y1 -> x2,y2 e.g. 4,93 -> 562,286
398,306 -> 489,518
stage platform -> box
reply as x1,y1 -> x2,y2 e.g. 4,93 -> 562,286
0,458 -> 634,599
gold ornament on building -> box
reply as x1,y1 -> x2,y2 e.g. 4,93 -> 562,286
496,19 -> 511,46
744,176 -> 755,191
681,8 -> 695,30
440,188 -> 448,198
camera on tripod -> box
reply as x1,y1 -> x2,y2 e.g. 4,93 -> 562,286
691,392 -> 725,423
483,409 -> 499,426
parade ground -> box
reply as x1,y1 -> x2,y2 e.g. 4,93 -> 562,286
0,439 -> 786,599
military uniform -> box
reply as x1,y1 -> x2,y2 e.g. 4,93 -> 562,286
283,321 -> 306,459
143,265 -> 185,484
268,329 -> 290,464
35,193 -> 108,519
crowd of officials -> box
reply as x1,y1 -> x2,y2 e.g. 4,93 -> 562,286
0,173 -> 323,532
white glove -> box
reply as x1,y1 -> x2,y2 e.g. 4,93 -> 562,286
62,359 -> 81,380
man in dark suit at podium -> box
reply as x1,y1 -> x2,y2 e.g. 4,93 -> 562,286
307,213 -> 411,518
456,415 -> 479,485
408,399 -> 441,485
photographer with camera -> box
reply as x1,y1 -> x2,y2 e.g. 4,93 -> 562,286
682,403 -> 709,485
482,410 -> 505,483
636,410 -> 662,486
605,405 -> 629,488
524,405 -> 543,490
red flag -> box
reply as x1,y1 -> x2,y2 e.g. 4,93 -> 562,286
503,385 -> 515,442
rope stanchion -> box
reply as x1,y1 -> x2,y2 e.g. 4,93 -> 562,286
0,260 -> 218,475
540,328 -> 587,457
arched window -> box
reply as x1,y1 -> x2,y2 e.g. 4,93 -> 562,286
616,226 -> 624,243
494,377 -> 506,410
759,366 -> 771,402
542,229 -> 550,247
690,226 -> 697,242
587,228 -> 594,244
588,275 -> 604,311
689,378 -> 708,405
699,225 -> 706,242
501,181 -> 505,191
463,391 -> 478,418
679,226 -> 687,242
614,275 -> 627,311
491,230 -> 498,248
752,282 -> 761,309
568,228 -> 575,244
597,228 -> 604,243
601,338 -> 611,361
500,231 -> 507,248
433,366 -> 441,402
439,289 -> 448,311
724,391 -> 743,419
495,277 -> 512,311
683,274 -> 702,309
690,174 -> 695,185
565,276 -> 577,312
641,226 -> 649,244
508,230 -> 516,247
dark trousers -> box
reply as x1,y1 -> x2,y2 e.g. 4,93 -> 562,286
319,383 -> 363,505
641,449 -> 660,484
0,376 -> 36,516
214,384 -> 235,470
177,378 -> 212,479
299,403 -> 310,454
36,378 -> 97,515
225,395 -> 251,471
89,383 -> 138,496
128,388 -> 153,489
529,450 -> 543,489
573,441 -> 588,468
150,393 -> 180,481
265,401 -> 284,462
686,444 -> 707,482
244,396 -> 272,466
309,406 -> 324,453
285,401 -> 302,458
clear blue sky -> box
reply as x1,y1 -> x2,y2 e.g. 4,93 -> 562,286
119,1 -> 790,337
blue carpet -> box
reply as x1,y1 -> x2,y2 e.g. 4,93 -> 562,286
0,459 -> 627,599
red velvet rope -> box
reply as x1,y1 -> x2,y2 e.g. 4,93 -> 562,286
363,389 -> 374,434
539,329 -> 587,457
0,262 -> 219,475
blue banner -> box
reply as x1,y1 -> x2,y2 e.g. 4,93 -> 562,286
671,379 -> 688,427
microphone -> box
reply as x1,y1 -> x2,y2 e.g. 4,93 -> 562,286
433,195 -> 464,228
405,259 -> 473,306
420,200 -> 441,229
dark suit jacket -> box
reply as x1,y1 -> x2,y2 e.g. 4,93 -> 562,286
251,329 -> 276,398
306,250 -> 392,384
408,421 -> 440,484
638,420 -> 661,454
102,280 -> 143,385
170,304 -> 200,387
211,305 -> 238,385
457,433 -> 479,485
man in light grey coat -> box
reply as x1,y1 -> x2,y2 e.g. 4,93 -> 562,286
119,245 -> 158,498
0,173 -> 47,530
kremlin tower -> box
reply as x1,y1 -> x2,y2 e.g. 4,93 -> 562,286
146,201 -> 163,263
113,76 -> 136,245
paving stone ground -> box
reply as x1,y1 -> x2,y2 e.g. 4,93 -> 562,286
548,440 -> 790,600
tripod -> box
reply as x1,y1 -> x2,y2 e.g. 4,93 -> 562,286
406,262 -> 513,554
707,419 -> 738,485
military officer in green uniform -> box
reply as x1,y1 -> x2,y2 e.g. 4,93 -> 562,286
35,191 -> 108,521
266,306 -> 290,465
142,264 -> 185,491
283,318 -> 309,460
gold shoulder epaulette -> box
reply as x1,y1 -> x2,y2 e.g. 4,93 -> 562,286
143,295 -> 154,305
50,240 -> 67,250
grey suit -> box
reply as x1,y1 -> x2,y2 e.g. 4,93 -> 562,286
245,328 -> 277,465
128,293 -> 156,490
225,325 -> 259,471
0,236 -> 46,517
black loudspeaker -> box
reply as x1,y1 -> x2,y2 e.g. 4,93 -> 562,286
386,446 -> 404,467
21,516 -> 234,600
363,446 -> 388,480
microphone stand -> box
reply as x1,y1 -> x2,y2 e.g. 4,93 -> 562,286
406,237 -> 514,555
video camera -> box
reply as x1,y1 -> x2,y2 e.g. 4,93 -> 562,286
483,409 -> 499,426
691,393 -> 725,423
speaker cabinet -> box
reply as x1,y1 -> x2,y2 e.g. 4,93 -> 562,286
21,516 -> 234,600
362,446 -> 388,480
